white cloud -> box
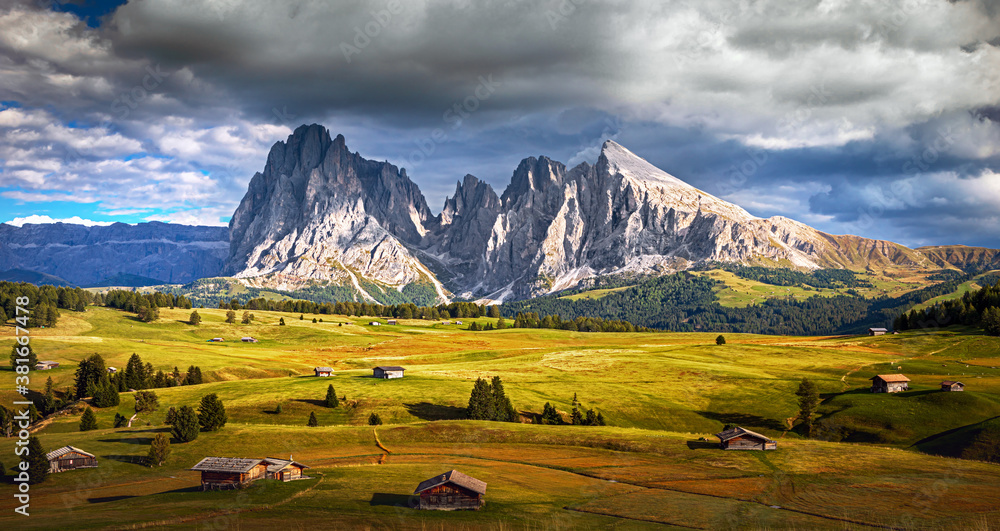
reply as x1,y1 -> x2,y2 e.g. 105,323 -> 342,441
5,215 -> 116,227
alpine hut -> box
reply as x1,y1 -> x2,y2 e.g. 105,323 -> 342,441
714,427 -> 777,451
414,470 -> 487,510
46,446 -> 98,473
373,366 -> 405,379
189,457 -> 266,490
868,328 -> 888,336
941,380 -> 965,392
263,458 -> 310,481
870,374 -> 910,393
35,361 -> 59,370
314,367 -> 333,377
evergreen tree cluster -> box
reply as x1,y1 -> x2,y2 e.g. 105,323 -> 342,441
0,281 -> 74,327
165,394 -> 228,442
467,376 -> 518,422
894,280 -> 1000,336
567,393 -> 606,426
75,353 -> 204,403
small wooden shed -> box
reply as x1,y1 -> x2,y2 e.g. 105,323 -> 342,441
414,470 -> 486,510
373,366 -> 405,379
386,319 -> 398,325
314,367 -> 333,377
263,458 -> 310,481
190,457 -> 266,490
241,337 -> 258,343
35,361 -> 59,370
941,380 -> 965,392
714,427 -> 777,451
870,374 -> 910,393
369,321 -> 381,326
868,328 -> 888,336
46,446 -> 98,473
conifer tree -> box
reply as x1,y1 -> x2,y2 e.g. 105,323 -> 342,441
541,402 -> 561,425
491,376 -> 516,422
171,406 -> 199,442
325,384 -> 339,408
307,411 -> 318,427
368,412 -> 383,425
164,406 -> 177,425
197,393 -> 227,432
79,406 -> 98,431
795,378 -> 820,437
26,436 -> 48,484
225,310 -> 236,324
716,335 -> 726,345
571,407 -> 583,425
147,433 -> 170,466
467,378 -> 493,420
189,310 -> 201,325
9,342 -> 37,371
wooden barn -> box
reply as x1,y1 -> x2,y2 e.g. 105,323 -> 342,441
870,374 -> 910,393
241,337 -> 258,343
386,319 -> 397,325
35,361 -> 59,370
868,328 -> 888,336
263,458 -> 310,481
714,427 -> 777,451
314,367 -> 333,377
369,321 -> 381,326
373,366 -> 405,379
46,446 -> 98,473
414,470 -> 487,510
189,457 -> 266,490
941,380 -> 965,392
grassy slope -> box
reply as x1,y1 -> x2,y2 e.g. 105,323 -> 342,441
1,308 -> 1000,529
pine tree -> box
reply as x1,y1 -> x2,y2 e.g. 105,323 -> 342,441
716,335 -> 726,345
225,310 -> 236,324
368,412 -> 383,425
165,406 -> 177,425
80,406 -> 98,431
171,405 -> 199,442
541,402 -> 561,425
129,390 -> 159,427
312,317 -> 318,323
113,412 -> 128,428
596,412 -> 606,426
491,376 -> 516,422
147,433 -> 170,466
467,378 -> 492,420
241,311 -> 254,324
26,436 -> 48,484
279,317 -> 286,326
984,307 -> 1000,336
307,411 -> 318,427
124,353 -> 146,390
197,393 -> 228,432
275,404 -> 282,414
189,310 -> 201,325
795,378 -> 820,437
325,384 -> 339,408
571,407 -> 583,425
585,409 -> 598,426
300,314 -> 304,320
74,354 -> 106,399
496,317 -> 507,330
92,375 -> 120,408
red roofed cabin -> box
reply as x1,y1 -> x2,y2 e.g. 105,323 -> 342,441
46,446 -> 98,473
264,458 -> 309,481
414,470 -> 486,510
714,427 -> 777,451
870,374 -> 910,393
190,457 -> 266,490
941,381 -> 965,392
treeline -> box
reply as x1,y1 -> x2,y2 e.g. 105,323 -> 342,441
469,313 -> 654,332
216,296 -> 499,320
0,281 -> 99,327
714,265 -> 873,289
502,271 -> 993,335
74,353 -> 205,406
104,290 -> 193,323
894,280 -> 1000,335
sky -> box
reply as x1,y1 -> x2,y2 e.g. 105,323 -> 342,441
0,0 -> 998,248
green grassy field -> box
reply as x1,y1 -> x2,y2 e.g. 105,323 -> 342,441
2,307 -> 1000,529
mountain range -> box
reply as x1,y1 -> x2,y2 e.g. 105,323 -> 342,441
2,124 -> 998,299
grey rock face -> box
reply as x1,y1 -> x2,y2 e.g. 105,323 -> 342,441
0,222 -> 228,286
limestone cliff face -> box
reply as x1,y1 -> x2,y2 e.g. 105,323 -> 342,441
221,125 -> 954,302
224,124 -> 448,302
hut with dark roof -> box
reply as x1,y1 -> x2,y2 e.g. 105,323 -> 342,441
189,457 -> 266,490
46,446 -> 98,473
941,380 -> 965,392
414,470 -> 487,510
714,427 -> 777,451
373,366 -> 405,379
870,374 -> 910,393
263,458 -> 310,481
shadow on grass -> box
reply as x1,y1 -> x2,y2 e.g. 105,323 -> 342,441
403,402 -> 467,421
88,495 -> 137,504
98,437 -> 154,445
292,398 -> 327,407
695,411 -> 786,432
160,486 -> 203,494
686,440 -> 721,450
370,492 -> 415,508
103,454 -> 148,465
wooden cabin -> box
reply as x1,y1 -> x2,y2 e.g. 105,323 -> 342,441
373,366 -> 405,379
107,367 -> 117,374
369,321 -> 381,326
868,328 -> 888,336
941,380 -> 965,392
189,457 -> 266,490
314,367 -> 333,377
386,319 -> 397,325
714,427 -> 777,451
46,446 -> 98,473
241,337 -> 258,343
263,458 -> 309,481
414,470 -> 487,510
35,361 -> 59,370
209,337 -> 224,342
870,374 -> 910,393
455,320 -> 463,325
